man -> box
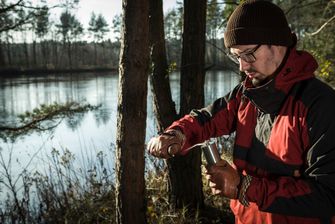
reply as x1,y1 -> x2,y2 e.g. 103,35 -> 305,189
147,0 -> 335,223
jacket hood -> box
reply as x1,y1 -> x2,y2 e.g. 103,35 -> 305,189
274,48 -> 318,90
243,48 -> 318,114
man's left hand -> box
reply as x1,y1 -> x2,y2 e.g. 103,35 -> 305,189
205,160 -> 241,199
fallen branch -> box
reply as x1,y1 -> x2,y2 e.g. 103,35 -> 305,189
0,102 -> 99,141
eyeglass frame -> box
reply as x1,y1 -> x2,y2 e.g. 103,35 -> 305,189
227,44 -> 261,64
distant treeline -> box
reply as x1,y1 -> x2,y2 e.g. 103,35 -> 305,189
0,38 -> 235,74
0,40 -> 121,72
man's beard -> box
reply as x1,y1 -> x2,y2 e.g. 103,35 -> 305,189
251,75 -> 272,87
248,69 -> 272,87
251,77 -> 263,86
245,68 -> 266,87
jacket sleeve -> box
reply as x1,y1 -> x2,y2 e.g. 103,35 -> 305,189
246,82 -> 335,218
168,84 -> 242,155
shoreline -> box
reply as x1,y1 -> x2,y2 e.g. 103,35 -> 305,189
0,67 -> 118,76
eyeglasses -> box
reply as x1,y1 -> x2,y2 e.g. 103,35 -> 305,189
228,45 -> 261,64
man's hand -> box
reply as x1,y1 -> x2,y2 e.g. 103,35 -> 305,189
147,129 -> 185,159
205,160 -> 241,199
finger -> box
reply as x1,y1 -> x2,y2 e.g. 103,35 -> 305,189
151,148 -> 159,157
152,146 -> 163,157
148,137 -> 159,154
211,188 -> 221,195
147,138 -> 153,152
168,143 -> 180,155
205,164 -> 215,173
148,138 -> 166,158
207,162 -> 227,174
167,144 -> 181,158
167,146 -> 174,158
216,159 -> 228,167
148,142 -> 156,155
158,150 -> 165,158
205,164 -> 212,171
209,181 -> 216,188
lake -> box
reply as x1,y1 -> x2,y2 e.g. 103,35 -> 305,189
0,71 -> 240,178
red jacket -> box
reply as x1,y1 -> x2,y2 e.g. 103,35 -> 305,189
169,48 -> 335,223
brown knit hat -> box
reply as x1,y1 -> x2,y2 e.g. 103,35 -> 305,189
224,0 -> 293,48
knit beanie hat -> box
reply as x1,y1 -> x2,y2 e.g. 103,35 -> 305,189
224,0 -> 293,48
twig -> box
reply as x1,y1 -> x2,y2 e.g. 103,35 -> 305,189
306,14 -> 335,36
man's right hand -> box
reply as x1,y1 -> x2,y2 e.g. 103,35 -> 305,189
147,129 -> 186,159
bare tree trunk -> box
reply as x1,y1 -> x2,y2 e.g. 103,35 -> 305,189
32,41 -> 37,67
180,0 -> 207,115
53,41 -> 59,68
23,41 -> 30,68
67,41 -> 72,69
149,0 -> 207,210
115,0 -> 149,223
0,41 -> 6,67
149,0 -> 177,131
6,33 -> 12,66
41,41 -> 48,68
94,43 -> 97,65
168,0 -> 207,209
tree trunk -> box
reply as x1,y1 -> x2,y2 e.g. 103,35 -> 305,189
41,41 -> 48,68
180,0 -> 207,115
94,43 -> 98,65
6,33 -> 12,66
0,41 -> 6,67
169,0 -> 207,210
115,0 -> 149,223
67,41 -> 72,69
149,0 -> 207,211
53,41 -> 59,68
149,0 -> 177,131
32,41 -> 37,67
23,41 -> 30,68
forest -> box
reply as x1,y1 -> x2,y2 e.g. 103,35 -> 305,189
0,0 -> 199,73
0,0 -> 334,223
1,0 -> 332,78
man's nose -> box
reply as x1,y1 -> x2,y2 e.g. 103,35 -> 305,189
239,59 -> 250,72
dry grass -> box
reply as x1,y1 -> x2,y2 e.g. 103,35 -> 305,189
146,165 -> 234,224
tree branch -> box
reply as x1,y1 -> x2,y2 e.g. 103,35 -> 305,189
306,14 -> 335,36
284,0 -> 320,15
0,0 -> 24,14
0,102 -> 99,141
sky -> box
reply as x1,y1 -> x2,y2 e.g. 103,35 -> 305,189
42,0 -> 178,41
75,0 -> 178,24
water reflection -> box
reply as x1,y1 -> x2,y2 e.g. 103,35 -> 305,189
0,71 -> 240,176
0,74 -> 110,124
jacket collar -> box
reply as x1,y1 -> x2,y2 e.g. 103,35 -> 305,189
242,47 -> 318,114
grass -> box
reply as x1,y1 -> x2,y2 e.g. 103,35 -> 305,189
145,135 -> 235,224
0,143 -> 234,223
146,167 -> 234,224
